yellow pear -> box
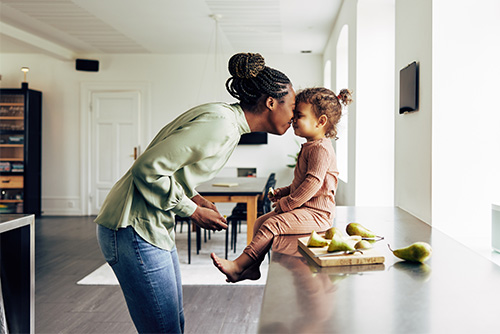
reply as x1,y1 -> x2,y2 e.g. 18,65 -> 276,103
324,227 -> 343,239
346,222 -> 384,240
307,230 -> 329,247
327,234 -> 356,252
388,242 -> 432,263
354,240 -> 372,250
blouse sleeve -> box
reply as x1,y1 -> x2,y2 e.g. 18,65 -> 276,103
131,115 -> 236,218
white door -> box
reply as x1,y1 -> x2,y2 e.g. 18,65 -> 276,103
90,91 -> 140,215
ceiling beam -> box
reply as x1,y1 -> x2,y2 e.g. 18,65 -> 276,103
0,21 -> 76,60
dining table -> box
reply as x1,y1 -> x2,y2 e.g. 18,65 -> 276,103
258,206 -> 500,334
196,176 -> 268,244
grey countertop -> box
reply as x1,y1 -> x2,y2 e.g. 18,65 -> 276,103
258,207 -> 500,334
0,214 -> 34,233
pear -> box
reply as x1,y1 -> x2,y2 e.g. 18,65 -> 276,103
307,230 -> 329,247
324,227 -> 343,239
327,234 -> 356,252
354,240 -> 372,250
346,222 -> 384,240
388,242 -> 432,263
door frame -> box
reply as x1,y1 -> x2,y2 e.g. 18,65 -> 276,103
80,82 -> 151,215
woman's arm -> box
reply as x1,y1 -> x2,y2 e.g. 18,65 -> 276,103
131,116 -> 235,219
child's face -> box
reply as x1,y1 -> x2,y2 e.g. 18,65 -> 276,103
292,102 -> 325,141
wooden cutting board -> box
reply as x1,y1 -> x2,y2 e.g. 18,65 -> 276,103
298,236 -> 385,267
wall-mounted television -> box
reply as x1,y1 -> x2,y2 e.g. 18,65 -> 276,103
399,61 -> 419,114
238,132 -> 268,145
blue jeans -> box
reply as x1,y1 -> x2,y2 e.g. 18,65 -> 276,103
97,225 -> 184,333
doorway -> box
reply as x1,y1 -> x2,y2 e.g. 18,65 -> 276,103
90,91 -> 139,214
81,82 -> 150,215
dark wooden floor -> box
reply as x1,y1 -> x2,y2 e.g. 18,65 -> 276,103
35,216 -> 264,333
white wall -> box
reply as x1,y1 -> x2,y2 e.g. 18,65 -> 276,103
394,0 -> 433,223
432,0 -> 500,250
355,0 -> 395,206
0,53 -> 322,215
323,0 -> 395,207
323,0 -> 358,206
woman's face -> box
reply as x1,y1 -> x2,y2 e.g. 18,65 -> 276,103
268,85 -> 296,135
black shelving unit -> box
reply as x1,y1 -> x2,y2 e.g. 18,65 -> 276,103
0,83 -> 42,216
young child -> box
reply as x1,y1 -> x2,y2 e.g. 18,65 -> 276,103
211,87 -> 353,282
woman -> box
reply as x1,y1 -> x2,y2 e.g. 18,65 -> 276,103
95,52 -> 295,333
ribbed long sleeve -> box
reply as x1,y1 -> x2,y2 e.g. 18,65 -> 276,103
278,138 -> 338,215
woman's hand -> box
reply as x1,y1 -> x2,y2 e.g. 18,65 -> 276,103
191,194 -> 218,211
190,206 -> 227,231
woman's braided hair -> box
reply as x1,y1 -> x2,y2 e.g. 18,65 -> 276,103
295,87 -> 353,139
226,53 -> 291,106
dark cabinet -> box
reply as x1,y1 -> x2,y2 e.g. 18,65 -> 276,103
0,85 -> 42,216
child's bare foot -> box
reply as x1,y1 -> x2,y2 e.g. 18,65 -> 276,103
238,264 -> 261,281
211,253 -> 262,283
210,253 -> 242,282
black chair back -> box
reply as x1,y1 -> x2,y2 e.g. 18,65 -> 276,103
262,177 -> 276,215
260,173 -> 276,215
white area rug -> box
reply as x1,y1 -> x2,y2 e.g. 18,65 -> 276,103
77,262 -> 268,286
78,221 -> 268,285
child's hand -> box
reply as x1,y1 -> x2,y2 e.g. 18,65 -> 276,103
272,200 -> 283,214
268,187 -> 279,202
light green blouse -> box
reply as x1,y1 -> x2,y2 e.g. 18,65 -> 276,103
94,102 -> 250,250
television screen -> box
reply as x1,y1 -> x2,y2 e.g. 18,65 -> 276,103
238,132 -> 267,145
399,61 -> 419,114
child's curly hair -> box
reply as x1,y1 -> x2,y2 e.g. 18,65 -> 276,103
295,87 -> 353,139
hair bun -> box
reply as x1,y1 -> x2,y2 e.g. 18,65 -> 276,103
337,88 -> 353,106
228,53 -> 266,79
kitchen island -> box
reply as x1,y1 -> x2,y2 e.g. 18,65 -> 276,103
0,214 -> 35,334
258,207 -> 500,334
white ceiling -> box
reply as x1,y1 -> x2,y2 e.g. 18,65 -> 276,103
0,0 -> 342,58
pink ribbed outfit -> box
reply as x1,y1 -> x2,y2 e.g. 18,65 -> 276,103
243,137 -> 339,261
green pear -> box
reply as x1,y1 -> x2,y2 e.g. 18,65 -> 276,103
346,222 -> 384,240
307,230 -> 329,247
354,240 -> 372,250
327,234 -> 356,252
388,242 -> 432,263
324,227 -> 343,239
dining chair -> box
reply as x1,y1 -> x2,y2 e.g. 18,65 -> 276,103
175,215 -> 207,264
